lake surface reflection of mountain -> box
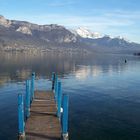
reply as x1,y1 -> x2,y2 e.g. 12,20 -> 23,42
0,52 -> 140,140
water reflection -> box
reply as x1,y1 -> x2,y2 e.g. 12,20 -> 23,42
75,63 -> 127,80
0,52 -> 136,85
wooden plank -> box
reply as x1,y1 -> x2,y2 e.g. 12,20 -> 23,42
25,91 -> 61,140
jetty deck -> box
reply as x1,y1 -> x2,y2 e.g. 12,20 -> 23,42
25,91 -> 61,140
18,73 -> 69,140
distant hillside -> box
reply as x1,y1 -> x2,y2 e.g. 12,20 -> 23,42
0,15 -> 140,54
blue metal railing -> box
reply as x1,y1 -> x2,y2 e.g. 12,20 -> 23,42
18,72 -> 69,140
18,94 -> 25,137
57,81 -> 62,118
18,72 -> 35,138
52,72 -> 69,139
31,72 -> 35,102
25,80 -> 31,119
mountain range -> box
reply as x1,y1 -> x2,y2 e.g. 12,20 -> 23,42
0,15 -> 140,54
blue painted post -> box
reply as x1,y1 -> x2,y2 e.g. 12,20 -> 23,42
31,72 -> 35,102
62,94 -> 69,140
25,80 -> 31,119
52,72 -> 55,90
57,81 -> 62,118
54,75 -> 58,101
18,94 -> 25,138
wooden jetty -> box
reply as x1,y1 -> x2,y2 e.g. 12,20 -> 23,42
18,72 -> 69,140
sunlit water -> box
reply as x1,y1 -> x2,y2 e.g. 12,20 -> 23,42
0,52 -> 140,140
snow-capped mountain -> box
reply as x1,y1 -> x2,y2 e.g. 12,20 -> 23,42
0,15 -> 140,54
73,27 -> 103,39
72,27 -> 131,43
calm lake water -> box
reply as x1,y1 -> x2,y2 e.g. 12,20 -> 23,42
0,52 -> 140,140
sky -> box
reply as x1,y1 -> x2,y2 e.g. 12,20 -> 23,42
0,0 -> 140,43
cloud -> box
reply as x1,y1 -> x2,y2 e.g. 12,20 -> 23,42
28,11 -> 135,30
9,8 -> 140,42
103,10 -> 140,20
47,0 -> 77,7
11,9 -> 139,31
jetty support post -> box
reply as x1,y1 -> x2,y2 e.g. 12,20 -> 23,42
57,81 -> 62,118
54,74 -> 58,102
62,94 -> 69,140
52,72 -> 56,90
31,72 -> 35,102
18,94 -> 25,139
25,80 -> 31,119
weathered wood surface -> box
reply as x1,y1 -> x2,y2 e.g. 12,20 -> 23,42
25,91 -> 61,140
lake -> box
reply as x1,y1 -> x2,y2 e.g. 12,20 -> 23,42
0,52 -> 140,140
